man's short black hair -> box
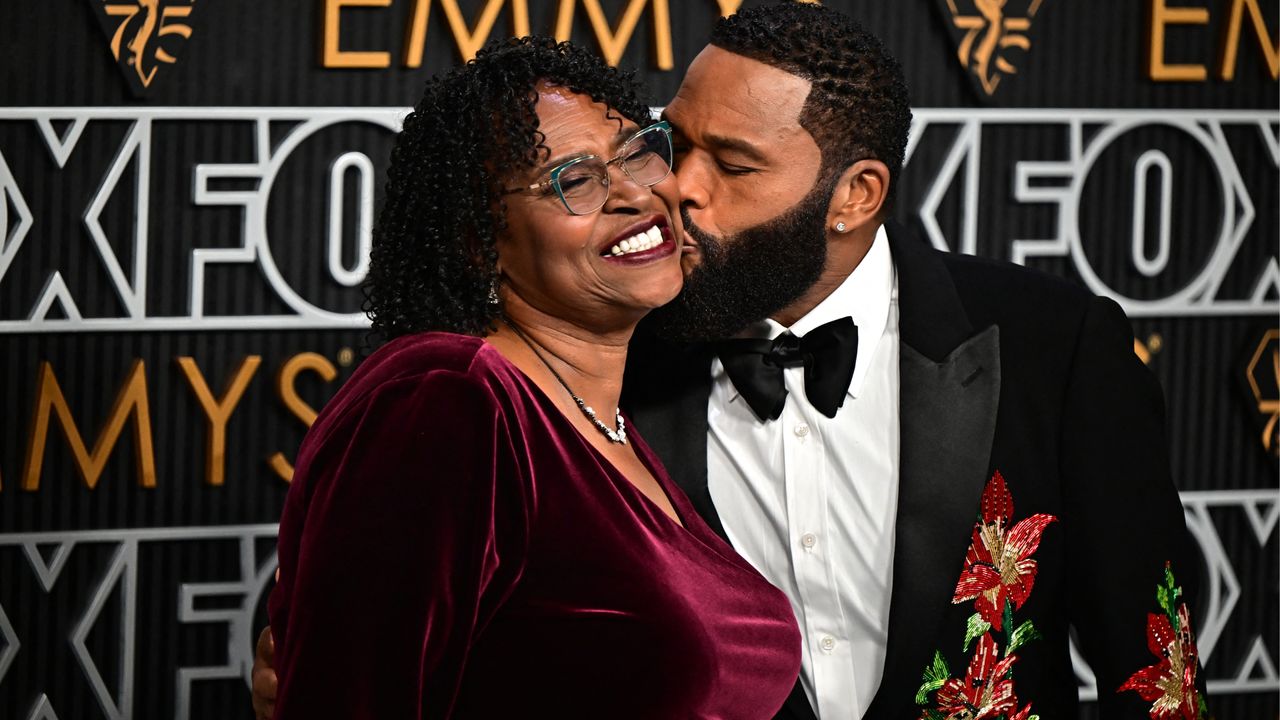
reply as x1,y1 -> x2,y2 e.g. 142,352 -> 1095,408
710,2 -> 912,212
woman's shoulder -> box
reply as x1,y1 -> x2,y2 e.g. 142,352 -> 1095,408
359,331 -> 486,377
320,332 -> 518,427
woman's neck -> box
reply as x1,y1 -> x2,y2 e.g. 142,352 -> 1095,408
486,296 -> 636,421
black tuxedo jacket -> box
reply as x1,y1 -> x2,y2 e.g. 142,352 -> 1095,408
622,223 -> 1203,719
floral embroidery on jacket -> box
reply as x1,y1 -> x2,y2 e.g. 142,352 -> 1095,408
930,633 -> 1017,719
1117,563 -> 1208,720
951,471 -> 1057,631
916,471 -> 1057,720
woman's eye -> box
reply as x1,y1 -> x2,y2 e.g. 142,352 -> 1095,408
557,175 -> 597,195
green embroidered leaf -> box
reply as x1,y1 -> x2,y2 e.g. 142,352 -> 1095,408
1196,692 -> 1209,720
927,650 -> 950,681
915,651 -> 951,705
1008,619 -> 1043,654
914,678 -> 946,706
1027,715 -> 1041,720
1159,564 -> 1184,622
964,613 -> 991,652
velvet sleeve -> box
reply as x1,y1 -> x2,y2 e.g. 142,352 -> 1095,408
1059,296 -> 1208,716
269,367 -> 531,719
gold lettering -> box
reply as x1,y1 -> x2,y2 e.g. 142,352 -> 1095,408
19,360 -> 156,492
324,0 -> 392,69
1148,0 -> 1210,81
556,0 -> 674,70
405,0 -> 530,67
269,353 -> 339,482
714,0 -> 743,15
1220,0 -> 1279,80
177,356 -> 262,487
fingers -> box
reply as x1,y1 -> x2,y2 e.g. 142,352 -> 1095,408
251,665 -> 276,720
251,626 -> 277,720
257,624 -> 275,664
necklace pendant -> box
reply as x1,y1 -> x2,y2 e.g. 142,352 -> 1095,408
501,319 -> 628,445
593,407 -> 627,444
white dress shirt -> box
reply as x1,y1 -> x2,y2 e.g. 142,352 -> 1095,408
706,225 -> 900,719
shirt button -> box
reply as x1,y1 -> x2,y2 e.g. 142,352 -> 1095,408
794,422 -> 810,438
820,635 -> 837,653
800,533 -> 818,549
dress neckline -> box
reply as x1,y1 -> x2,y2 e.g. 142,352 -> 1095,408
477,341 -> 760,571
479,343 -> 690,517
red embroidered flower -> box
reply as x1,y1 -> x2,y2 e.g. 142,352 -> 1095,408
1119,564 -> 1205,719
1008,703 -> 1036,720
952,471 -> 1057,630
932,633 -> 1018,720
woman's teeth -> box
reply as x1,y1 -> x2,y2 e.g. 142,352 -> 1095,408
608,225 -> 664,256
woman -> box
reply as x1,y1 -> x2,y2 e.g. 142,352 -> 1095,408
267,37 -> 800,719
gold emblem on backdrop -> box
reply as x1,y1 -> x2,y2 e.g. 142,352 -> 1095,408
1134,333 -> 1164,366
937,0 -> 1046,98
90,0 -> 196,95
1246,329 -> 1280,457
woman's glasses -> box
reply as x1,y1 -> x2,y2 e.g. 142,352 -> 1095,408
505,121 -> 673,216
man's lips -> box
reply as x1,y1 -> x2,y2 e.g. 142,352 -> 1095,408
679,228 -> 699,254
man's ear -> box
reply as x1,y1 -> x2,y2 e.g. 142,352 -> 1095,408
826,159 -> 890,234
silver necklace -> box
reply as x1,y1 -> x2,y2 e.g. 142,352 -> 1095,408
505,320 -> 628,445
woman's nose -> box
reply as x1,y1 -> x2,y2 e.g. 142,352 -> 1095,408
601,163 -> 650,213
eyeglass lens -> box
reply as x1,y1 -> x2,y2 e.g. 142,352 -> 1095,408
556,125 -> 672,214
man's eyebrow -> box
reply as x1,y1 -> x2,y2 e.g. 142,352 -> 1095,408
703,133 -> 768,164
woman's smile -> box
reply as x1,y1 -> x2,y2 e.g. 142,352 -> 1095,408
599,214 -> 679,264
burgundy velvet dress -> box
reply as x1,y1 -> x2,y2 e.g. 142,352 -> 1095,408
268,332 -> 801,719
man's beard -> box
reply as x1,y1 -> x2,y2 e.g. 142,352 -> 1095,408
649,174 -> 835,342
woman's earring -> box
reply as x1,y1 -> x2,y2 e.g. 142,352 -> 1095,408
835,222 -> 847,232
488,279 -> 501,307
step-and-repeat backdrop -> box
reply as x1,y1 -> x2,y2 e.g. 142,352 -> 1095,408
1,1 -> 1276,718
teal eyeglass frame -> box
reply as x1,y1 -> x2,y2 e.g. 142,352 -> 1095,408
504,121 -> 673,216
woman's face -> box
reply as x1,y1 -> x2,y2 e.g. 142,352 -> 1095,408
497,85 -> 684,330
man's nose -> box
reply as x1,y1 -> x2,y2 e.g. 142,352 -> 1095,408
674,161 -> 710,210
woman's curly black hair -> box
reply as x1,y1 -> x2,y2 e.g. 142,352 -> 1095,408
710,2 -> 912,213
365,36 -> 651,341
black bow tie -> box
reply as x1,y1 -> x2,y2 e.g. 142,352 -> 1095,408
715,316 -> 859,421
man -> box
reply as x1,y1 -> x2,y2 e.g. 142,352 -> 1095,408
254,4 -> 1205,719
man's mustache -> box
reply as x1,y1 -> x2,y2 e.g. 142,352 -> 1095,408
680,207 -> 720,251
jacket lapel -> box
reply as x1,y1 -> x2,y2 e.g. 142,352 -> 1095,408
864,224 -> 1001,720
622,331 -> 727,539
